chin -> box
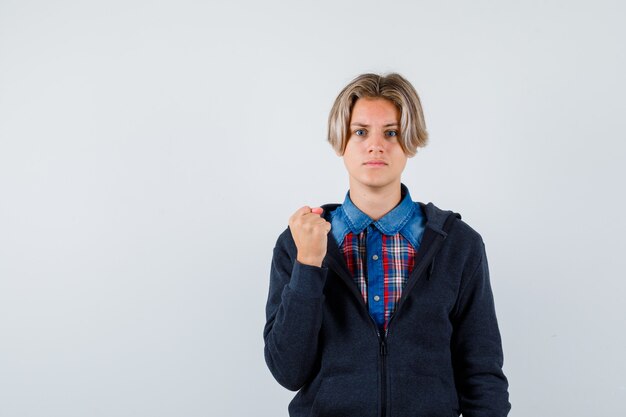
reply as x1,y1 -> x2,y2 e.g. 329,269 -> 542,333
359,178 -> 396,189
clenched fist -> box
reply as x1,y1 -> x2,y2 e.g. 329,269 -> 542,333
288,206 -> 331,267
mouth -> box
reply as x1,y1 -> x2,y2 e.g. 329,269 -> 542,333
363,160 -> 388,167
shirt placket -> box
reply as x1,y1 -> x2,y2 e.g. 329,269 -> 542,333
366,224 -> 385,331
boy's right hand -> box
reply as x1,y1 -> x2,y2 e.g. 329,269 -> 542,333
288,206 -> 331,268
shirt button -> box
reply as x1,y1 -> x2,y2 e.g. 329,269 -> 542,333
372,254 -> 379,261
373,295 -> 381,302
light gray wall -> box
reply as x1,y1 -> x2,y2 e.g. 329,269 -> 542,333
1,1 -> 624,416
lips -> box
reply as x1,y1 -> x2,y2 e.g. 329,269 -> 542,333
363,160 -> 388,166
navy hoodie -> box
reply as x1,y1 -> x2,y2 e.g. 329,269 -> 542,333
264,202 -> 510,417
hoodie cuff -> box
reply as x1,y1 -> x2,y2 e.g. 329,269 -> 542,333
288,261 -> 328,297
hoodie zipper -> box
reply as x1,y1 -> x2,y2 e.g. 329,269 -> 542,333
375,227 -> 450,417
327,248 -> 442,417
379,335 -> 387,417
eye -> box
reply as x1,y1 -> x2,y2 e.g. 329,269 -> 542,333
385,130 -> 398,138
354,129 -> 366,136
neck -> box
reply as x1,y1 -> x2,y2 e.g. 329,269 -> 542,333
348,181 -> 402,221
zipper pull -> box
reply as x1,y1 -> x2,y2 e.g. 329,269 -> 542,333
379,340 -> 387,356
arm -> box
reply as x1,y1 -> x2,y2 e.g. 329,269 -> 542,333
263,233 -> 326,390
451,242 -> 511,417
263,207 -> 331,391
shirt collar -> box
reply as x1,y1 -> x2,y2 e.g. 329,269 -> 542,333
340,184 -> 416,236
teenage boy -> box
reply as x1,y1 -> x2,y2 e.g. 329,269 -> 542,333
264,73 -> 510,417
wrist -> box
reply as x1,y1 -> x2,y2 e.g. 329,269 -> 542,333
296,255 -> 323,268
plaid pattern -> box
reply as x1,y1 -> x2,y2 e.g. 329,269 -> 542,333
382,234 -> 416,326
342,231 -> 368,300
342,230 -> 416,331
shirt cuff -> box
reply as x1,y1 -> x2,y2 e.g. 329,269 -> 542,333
288,260 -> 328,297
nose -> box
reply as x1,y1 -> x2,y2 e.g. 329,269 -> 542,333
367,131 -> 385,153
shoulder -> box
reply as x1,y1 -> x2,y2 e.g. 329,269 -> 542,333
419,201 -> 485,253
274,227 -> 295,252
419,202 -> 489,282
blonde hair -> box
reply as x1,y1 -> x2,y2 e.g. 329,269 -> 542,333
328,73 -> 428,157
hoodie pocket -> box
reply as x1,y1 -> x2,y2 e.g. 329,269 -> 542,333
388,372 -> 459,417
310,374 -> 378,417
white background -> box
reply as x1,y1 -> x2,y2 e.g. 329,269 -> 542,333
1,1 -> 625,416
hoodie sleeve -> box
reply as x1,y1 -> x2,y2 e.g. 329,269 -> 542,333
263,230 -> 327,391
451,241 -> 511,417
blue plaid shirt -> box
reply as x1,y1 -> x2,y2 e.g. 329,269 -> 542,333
329,185 -> 426,332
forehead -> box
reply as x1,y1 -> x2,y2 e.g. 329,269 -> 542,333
350,97 -> 400,123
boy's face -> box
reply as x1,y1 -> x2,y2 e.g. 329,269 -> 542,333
342,97 -> 408,192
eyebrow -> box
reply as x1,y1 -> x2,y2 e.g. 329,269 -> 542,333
350,122 -> 399,127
